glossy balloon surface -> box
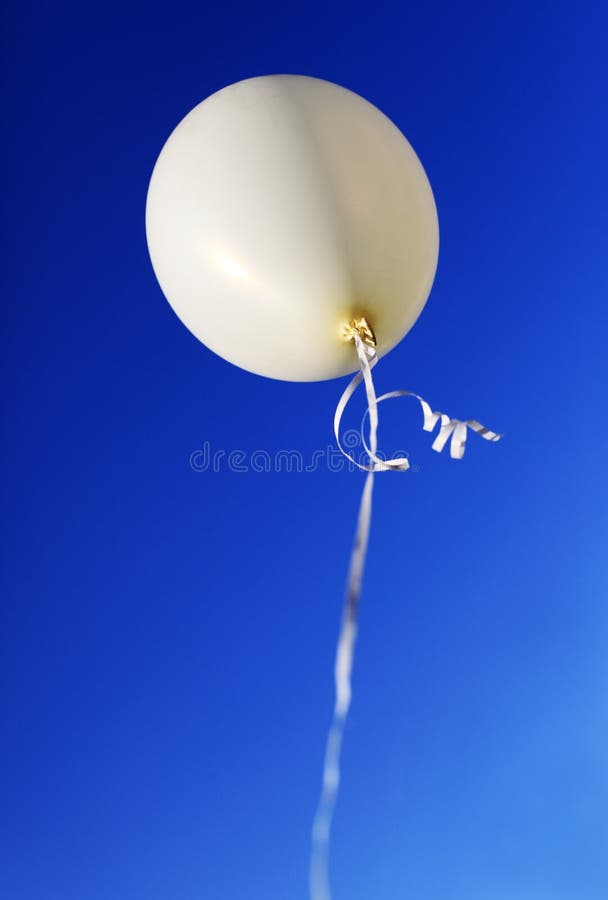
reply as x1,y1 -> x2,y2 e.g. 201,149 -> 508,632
146,75 -> 439,381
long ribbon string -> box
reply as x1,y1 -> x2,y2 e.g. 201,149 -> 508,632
310,337 -> 379,900
311,335 -> 502,900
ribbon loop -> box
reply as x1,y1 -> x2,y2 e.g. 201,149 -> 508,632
334,338 -> 503,470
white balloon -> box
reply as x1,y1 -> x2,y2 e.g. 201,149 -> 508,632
146,75 -> 439,382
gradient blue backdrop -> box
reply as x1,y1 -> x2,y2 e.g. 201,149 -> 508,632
2,2 -> 607,898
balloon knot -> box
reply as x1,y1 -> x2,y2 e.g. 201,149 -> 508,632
342,317 -> 376,346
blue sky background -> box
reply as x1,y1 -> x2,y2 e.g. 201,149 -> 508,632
2,2 -> 607,898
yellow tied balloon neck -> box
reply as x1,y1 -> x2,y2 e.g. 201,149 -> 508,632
342,316 -> 376,347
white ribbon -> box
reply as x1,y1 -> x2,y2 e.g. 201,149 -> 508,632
333,337 -> 410,472
335,336 -> 502,470
310,337 -> 380,900
311,335 -> 502,900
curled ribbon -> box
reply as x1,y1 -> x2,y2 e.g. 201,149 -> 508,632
335,335 -> 502,471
